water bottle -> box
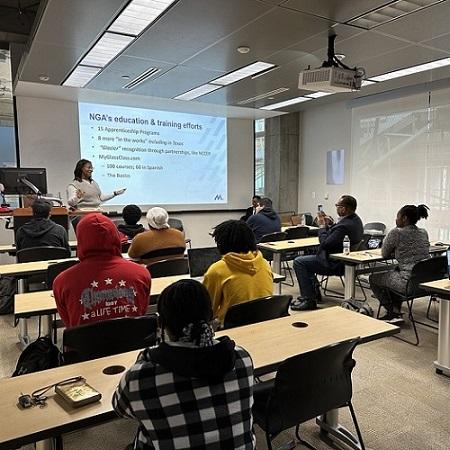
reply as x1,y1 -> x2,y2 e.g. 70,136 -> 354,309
343,235 -> 350,255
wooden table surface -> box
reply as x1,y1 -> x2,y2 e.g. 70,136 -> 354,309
420,278 -> 450,297
0,306 -> 398,449
257,236 -> 319,253
0,241 -> 78,254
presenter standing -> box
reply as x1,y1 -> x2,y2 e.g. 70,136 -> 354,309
67,159 -> 125,230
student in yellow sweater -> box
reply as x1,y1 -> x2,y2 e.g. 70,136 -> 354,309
128,207 -> 186,265
203,220 -> 273,325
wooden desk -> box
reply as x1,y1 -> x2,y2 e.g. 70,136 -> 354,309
420,279 -> 450,377
0,307 -> 398,450
0,241 -> 78,255
257,237 -> 320,293
331,242 -> 448,301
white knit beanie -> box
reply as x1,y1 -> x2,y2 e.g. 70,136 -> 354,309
146,207 -> 170,229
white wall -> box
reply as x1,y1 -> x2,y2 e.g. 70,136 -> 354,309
14,96 -> 254,246
299,101 -> 352,216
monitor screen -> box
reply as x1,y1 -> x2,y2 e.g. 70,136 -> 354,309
447,248 -> 450,279
188,247 -> 221,278
0,168 -> 47,195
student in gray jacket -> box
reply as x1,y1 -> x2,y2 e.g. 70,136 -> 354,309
370,204 -> 430,322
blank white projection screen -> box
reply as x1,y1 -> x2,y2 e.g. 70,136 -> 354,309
78,102 -> 227,205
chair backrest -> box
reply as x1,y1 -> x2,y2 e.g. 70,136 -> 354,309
168,217 -> 184,232
16,246 -> 71,263
363,222 -> 386,234
187,247 -> 221,277
259,231 -> 287,243
223,295 -> 292,329
46,260 -> 79,289
285,226 -> 309,240
265,338 -> 359,432
121,241 -> 131,253
140,246 -> 186,262
63,315 -> 158,364
409,256 -> 447,294
147,257 -> 189,278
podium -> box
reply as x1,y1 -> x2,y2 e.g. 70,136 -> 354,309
13,207 -> 69,239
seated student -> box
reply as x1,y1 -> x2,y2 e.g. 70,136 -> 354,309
240,195 -> 261,221
117,204 -> 145,239
246,197 -> 281,243
370,204 -> 430,322
16,199 -> 70,251
128,207 -> 186,265
291,195 -> 364,311
113,279 -> 256,450
203,220 -> 273,325
53,214 -> 150,327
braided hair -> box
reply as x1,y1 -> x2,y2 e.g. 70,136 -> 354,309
399,204 -> 429,225
211,219 -> 256,255
157,279 -> 214,346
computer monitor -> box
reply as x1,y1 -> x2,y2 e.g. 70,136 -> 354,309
187,247 -> 221,278
447,248 -> 450,279
0,167 -> 47,195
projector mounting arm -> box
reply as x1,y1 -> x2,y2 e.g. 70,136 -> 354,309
19,177 -> 63,206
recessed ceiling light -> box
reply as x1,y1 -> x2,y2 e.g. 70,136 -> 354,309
368,56 -> 450,82
63,66 -> 101,88
39,75 -> 50,81
211,61 -> 276,86
174,84 -> 221,101
347,0 -> 445,29
81,32 -> 135,68
260,96 -> 312,110
237,46 -> 251,54
109,0 -> 178,36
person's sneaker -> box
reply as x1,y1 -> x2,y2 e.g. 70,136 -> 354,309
387,315 -> 405,325
291,299 -> 317,311
290,298 -> 302,308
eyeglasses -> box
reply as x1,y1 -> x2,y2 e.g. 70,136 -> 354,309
335,204 -> 346,208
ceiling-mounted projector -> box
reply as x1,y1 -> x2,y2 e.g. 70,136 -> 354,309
299,34 -> 365,93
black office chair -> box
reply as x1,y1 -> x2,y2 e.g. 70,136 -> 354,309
63,315 -> 158,364
282,227 -> 310,286
285,226 -> 309,240
252,337 -> 365,450
259,232 -> 287,263
363,222 -> 386,235
223,294 -> 292,329
379,256 -> 447,346
16,246 -> 71,263
140,246 -> 186,263
147,257 -> 189,278
121,241 -> 132,253
168,217 -> 184,232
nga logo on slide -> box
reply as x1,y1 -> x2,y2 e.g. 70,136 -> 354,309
214,194 -> 224,201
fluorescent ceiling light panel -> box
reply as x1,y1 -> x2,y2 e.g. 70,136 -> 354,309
81,32 -> 134,68
63,66 -> 101,87
212,62 -> 275,86
304,91 -> 333,98
260,96 -> 311,110
238,87 -> 289,105
348,0 -> 445,29
174,83 -> 221,101
361,80 -> 376,86
369,57 -> 450,82
109,0 -> 177,36
123,67 -> 161,89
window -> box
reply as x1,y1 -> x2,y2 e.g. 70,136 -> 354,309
0,48 -> 16,167
255,119 -> 265,195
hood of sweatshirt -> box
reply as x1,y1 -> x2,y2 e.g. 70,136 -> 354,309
145,336 -> 236,380
260,207 -> 278,221
222,250 -> 264,275
18,218 -> 58,238
77,213 -> 122,260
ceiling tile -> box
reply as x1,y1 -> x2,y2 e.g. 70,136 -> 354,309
422,33 -> 450,54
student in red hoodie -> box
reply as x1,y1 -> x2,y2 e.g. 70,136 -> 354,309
53,213 -> 151,328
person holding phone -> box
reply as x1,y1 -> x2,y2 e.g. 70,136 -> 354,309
67,159 -> 126,229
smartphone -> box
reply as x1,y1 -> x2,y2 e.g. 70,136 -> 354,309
317,204 -> 323,212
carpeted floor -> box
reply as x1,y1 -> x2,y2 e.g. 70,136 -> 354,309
1,277 -> 449,450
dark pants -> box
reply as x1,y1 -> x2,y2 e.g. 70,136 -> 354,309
293,255 -> 343,300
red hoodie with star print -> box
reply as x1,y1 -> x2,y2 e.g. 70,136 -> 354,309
53,214 -> 151,328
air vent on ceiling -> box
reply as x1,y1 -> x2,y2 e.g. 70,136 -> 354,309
122,67 -> 161,89
238,87 -> 289,105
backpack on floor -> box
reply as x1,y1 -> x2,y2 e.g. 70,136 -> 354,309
0,275 -> 16,315
341,298 -> 374,317
12,337 -> 63,376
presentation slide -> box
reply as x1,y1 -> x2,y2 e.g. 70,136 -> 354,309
78,102 -> 227,205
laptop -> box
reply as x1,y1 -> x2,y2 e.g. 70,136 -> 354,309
187,247 -> 222,278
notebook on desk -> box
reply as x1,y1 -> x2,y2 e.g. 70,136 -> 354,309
187,247 -> 221,277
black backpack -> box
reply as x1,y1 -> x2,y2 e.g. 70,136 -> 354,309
0,275 -> 16,315
12,337 -> 63,376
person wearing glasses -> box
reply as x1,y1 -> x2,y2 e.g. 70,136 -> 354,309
291,195 -> 364,311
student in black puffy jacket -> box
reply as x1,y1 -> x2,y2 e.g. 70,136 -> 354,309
291,195 -> 363,311
117,204 -> 145,239
246,197 -> 281,242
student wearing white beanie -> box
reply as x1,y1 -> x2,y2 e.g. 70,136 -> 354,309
128,207 -> 186,265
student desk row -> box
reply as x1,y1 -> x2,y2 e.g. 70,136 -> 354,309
14,273 -> 286,341
0,241 -> 78,255
0,307 -> 398,450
